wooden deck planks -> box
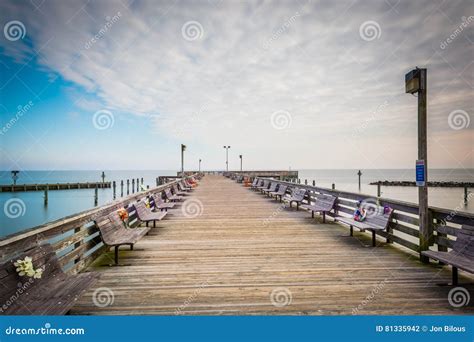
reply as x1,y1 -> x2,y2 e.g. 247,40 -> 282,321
70,175 -> 473,315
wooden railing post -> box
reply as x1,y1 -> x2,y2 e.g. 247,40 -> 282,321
113,181 -> 116,199
132,179 -> 135,193
120,180 -> 124,197
94,185 -> 98,206
127,179 -> 130,195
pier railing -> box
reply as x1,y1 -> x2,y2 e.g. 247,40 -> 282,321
0,174 -> 199,274
251,176 -> 473,256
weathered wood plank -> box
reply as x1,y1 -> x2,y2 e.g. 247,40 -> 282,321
70,175 -> 473,315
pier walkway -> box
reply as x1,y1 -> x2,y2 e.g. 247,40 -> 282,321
71,175 -> 473,315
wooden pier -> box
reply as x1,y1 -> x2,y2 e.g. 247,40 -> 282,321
0,181 -> 111,192
65,174 -> 472,315
0,174 -> 472,315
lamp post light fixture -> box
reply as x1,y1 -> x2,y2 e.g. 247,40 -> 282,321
223,145 -> 231,172
11,171 -> 19,185
181,144 -> 186,176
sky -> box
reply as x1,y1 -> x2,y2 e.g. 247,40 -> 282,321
0,0 -> 472,171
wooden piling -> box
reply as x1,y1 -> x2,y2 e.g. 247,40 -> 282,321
132,179 -> 135,193
94,185 -> 98,206
137,178 -> 139,192
357,170 -> 362,190
120,180 -> 124,197
377,183 -> 381,197
312,180 -> 315,186
44,186 -> 48,206
465,186 -> 469,205
332,183 -> 335,190
113,181 -> 116,199
127,180 -> 130,195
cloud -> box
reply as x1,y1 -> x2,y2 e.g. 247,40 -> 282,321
0,0 -> 472,168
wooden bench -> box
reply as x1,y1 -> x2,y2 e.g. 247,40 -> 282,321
283,188 -> 308,210
149,193 -> 175,211
335,206 -> 393,247
134,200 -> 167,227
164,187 -> 183,202
262,182 -> 278,196
256,180 -> 271,192
422,224 -> 474,285
250,178 -> 261,189
178,181 -> 192,192
96,211 -> 150,264
0,244 -> 99,315
300,193 -> 336,223
269,184 -> 288,202
172,184 -> 188,196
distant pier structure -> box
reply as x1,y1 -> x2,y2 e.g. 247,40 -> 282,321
180,170 -> 299,180
0,182 -> 111,192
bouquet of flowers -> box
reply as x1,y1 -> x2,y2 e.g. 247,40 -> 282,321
14,257 -> 43,279
117,208 -> 128,221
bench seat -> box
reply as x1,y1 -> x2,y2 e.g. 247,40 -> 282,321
422,225 -> 474,285
0,244 -> 99,315
335,206 -> 393,247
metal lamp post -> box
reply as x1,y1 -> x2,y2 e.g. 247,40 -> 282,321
223,146 -> 231,172
239,155 -> 242,172
199,158 -> 202,172
181,144 -> 186,176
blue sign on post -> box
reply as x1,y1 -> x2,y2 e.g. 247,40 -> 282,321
416,160 -> 425,186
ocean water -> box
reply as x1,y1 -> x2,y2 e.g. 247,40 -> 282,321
0,169 -> 472,239
0,170 -> 177,238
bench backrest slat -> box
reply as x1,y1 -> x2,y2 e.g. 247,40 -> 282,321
0,244 -> 62,301
312,193 -> 336,210
453,225 -> 474,258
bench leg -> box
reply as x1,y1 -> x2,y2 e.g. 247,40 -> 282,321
322,212 -> 326,223
130,244 -> 134,250
350,225 -> 353,237
311,211 -> 314,218
115,246 -> 119,264
372,230 -> 376,247
296,202 -> 299,211
452,266 -> 458,286
154,220 -> 156,228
